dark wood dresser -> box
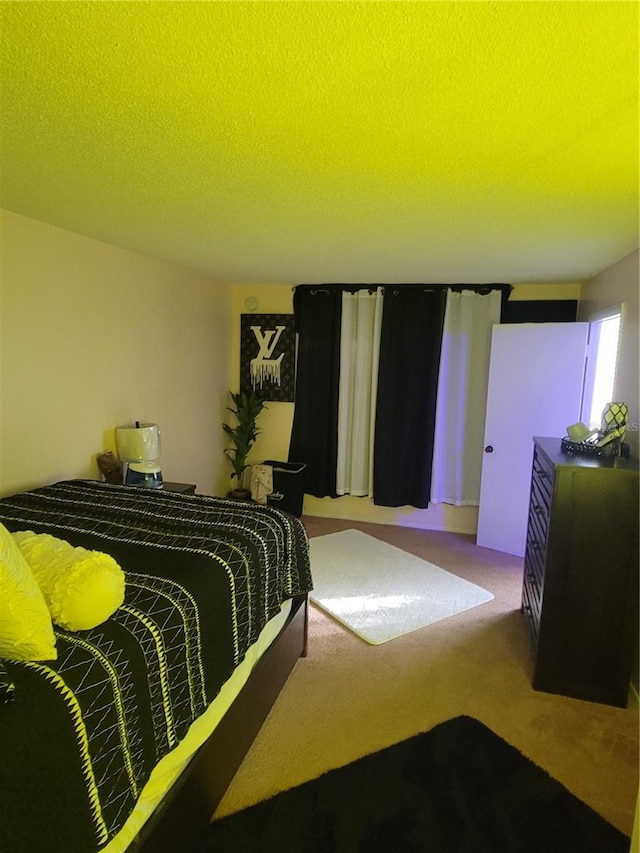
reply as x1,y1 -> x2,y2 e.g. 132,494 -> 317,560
522,436 -> 639,707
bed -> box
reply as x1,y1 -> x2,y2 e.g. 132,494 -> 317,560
0,480 -> 313,853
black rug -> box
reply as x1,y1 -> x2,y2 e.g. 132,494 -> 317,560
201,716 -> 629,853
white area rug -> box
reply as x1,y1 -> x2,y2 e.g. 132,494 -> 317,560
309,529 -> 494,645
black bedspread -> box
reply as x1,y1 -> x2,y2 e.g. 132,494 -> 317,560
0,481 -> 312,853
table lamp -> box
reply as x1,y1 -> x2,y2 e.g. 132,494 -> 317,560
116,422 -> 163,488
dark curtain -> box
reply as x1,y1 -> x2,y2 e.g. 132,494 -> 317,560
288,287 -> 342,497
373,287 -> 447,508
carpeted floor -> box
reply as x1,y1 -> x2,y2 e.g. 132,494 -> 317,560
202,715 -> 629,853
212,518 -> 639,844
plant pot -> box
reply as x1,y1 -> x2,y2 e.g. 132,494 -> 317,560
228,487 -> 252,501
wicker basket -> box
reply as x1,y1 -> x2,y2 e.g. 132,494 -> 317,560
561,436 -> 624,458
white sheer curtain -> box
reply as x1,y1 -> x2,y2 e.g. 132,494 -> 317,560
336,288 -> 384,496
430,289 -> 501,506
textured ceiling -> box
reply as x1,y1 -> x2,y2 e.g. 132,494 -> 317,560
1,1 -> 638,285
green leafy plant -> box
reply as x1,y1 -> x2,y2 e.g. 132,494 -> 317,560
222,390 -> 267,488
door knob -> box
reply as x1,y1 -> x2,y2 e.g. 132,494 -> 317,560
484,445 -> 494,453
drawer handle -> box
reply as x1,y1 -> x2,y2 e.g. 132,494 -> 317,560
530,540 -> 541,551
526,571 -> 538,586
533,504 -> 544,515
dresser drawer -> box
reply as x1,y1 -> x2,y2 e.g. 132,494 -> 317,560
529,476 -> 551,532
521,578 -> 540,647
524,545 -> 544,602
525,511 -> 548,568
531,448 -> 555,502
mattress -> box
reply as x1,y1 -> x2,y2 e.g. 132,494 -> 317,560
105,599 -> 292,852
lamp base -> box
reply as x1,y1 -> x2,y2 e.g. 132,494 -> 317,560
125,467 -> 163,489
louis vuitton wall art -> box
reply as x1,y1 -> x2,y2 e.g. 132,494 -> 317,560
240,314 -> 296,402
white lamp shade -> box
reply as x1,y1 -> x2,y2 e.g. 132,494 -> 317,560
116,423 -> 161,463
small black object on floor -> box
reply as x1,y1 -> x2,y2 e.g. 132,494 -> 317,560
200,715 -> 629,853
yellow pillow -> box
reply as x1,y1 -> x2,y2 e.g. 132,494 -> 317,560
0,522 -> 57,661
13,531 -> 125,632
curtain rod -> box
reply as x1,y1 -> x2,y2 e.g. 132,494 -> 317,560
293,283 -> 513,296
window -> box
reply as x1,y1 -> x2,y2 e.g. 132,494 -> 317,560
580,305 -> 623,430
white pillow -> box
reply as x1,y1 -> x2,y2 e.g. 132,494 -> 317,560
0,522 -> 57,661
13,531 -> 125,632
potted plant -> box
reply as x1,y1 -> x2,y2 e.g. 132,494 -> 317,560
222,390 -> 267,499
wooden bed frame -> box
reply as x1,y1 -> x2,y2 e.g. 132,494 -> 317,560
133,594 -> 309,852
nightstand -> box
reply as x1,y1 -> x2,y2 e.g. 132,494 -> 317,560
162,481 -> 197,495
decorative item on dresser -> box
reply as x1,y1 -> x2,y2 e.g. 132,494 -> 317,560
521,437 -> 639,708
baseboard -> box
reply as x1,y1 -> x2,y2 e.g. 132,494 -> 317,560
301,494 -> 479,536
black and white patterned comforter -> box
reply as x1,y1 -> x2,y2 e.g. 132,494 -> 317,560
0,480 -> 312,853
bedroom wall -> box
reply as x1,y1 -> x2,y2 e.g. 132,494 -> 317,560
0,210 -> 233,498
577,249 -> 639,458
229,281 -> 582,534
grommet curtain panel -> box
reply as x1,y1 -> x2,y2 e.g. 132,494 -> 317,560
430,289 -> 502,506
288,287 -> 342,498
336,289 -> 384,497
372,287 -> 447,507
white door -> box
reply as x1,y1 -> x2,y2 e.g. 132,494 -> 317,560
476,323 -> 588,556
